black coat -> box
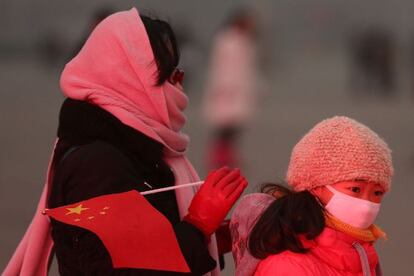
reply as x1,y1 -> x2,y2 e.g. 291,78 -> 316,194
48,99 -> 216,275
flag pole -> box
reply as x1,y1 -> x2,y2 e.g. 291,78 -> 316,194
41,181 -> 205,214
141,181 -> 204,195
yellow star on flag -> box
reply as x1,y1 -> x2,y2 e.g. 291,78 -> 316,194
66,204 -> 89,215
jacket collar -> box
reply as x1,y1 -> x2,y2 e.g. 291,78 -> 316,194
57,98 -> 163,163
303,227 -> 378,273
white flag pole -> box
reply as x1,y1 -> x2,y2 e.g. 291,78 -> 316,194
141,181 -> 204,195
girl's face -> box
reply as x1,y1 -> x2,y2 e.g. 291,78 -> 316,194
312,181 -> 386,205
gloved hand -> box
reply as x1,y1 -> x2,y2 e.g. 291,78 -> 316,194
184,167 -> 248,237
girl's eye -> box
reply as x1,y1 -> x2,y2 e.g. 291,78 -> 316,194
350,187 -> 361,193
374,191 -> 384,196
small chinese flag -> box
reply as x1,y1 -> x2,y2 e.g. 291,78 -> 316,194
44,190 -> 190,273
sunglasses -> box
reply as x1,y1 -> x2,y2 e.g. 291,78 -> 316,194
168,68 -> 185,86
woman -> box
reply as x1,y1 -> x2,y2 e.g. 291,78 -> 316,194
4,8 -> 247,276
202,9 -> 259,169
231,116 -> 392,276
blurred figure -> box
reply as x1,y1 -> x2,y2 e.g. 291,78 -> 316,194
37,30 -> 65,67
68,6 -> 115,60
409,35 -> 414,100
202,9 -> 259,170
348,28 -> 396,98
37,7 -> 115,69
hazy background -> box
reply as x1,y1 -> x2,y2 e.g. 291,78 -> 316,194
1,0 -> 414,275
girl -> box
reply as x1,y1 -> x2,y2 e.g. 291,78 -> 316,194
231,116 -> 392,276
4,8 -> 247,276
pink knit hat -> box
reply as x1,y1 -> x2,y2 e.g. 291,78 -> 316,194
286,116 -> 393,192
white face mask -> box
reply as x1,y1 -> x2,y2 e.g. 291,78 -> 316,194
325,185 -> 380,229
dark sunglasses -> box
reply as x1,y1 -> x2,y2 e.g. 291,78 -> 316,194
168,68 -> 185,86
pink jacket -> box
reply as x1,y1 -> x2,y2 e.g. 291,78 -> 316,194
255,227 -> 379,276
202,27 -> 258,128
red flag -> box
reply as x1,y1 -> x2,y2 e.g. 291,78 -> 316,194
44,190 -> 190,273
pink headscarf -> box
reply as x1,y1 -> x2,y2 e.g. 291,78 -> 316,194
4,8 -> 219,276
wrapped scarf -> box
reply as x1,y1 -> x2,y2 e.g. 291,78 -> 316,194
325,212 -> 387,242
3,7 -> 219,276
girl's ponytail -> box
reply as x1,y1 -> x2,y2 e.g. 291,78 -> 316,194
248,184 -> 325,259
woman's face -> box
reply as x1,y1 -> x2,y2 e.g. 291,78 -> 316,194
312,181 -> 386,205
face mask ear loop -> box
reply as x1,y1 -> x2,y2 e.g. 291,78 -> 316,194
310,188 -> 327,209
325,185 -> 337,194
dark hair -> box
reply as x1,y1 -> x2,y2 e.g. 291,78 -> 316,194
224,8 -> 256,35
141,15 -> 180,85
248,183 -> 325,259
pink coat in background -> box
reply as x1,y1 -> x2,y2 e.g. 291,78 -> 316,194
202,27 -> 258,128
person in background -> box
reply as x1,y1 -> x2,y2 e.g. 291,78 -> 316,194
231,116 -> 392,276
4,8 -> 247,276
349,28 -> 396,98
202,9 -> 259,170
68,6 -> 115,60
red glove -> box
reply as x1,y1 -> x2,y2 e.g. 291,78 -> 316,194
184,167 -> 248,237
